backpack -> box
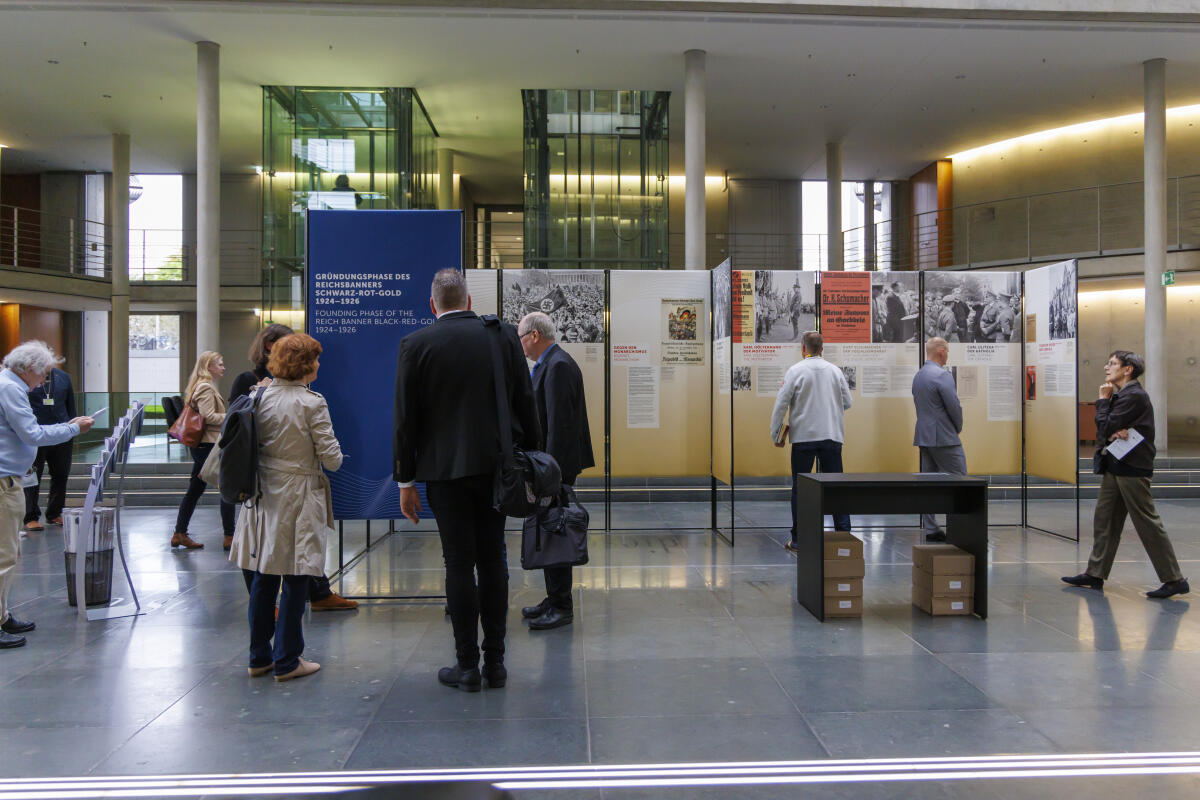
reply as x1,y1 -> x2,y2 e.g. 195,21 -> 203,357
218,385 -> 267,505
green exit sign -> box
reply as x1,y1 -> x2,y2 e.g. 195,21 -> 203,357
1162,270 -> 1176,286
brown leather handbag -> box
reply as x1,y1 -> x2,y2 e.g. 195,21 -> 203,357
168,401 -> 205,448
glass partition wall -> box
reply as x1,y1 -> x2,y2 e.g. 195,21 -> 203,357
261,86 -> 438,326
523,89 -> 669,270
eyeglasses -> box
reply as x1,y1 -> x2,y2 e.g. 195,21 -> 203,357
519,331 -> 534,340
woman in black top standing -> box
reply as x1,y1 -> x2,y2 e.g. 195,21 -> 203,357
230,324 -> 358,611
230,324 -> 294,402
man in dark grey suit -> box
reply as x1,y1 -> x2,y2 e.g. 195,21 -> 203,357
911,336 -> 965,542
517,311 -> 594,630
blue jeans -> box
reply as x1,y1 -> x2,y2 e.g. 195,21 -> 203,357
247,571 -> 309,675
791,439 -> 852,543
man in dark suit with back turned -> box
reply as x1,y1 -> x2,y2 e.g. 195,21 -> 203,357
394,269 -> 541,692
517,311 -> 594,631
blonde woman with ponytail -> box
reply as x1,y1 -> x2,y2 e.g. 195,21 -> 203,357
171,351 -> 234,550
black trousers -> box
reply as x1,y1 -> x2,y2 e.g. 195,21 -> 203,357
790,439 -> 852,542
175,443 -> 235,535
24,440 -> 72,523
426,474 -> 508,668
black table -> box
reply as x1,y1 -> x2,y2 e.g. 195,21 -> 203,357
795,473 -> 989,621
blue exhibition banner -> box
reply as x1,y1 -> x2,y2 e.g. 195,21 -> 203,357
306,209 -> 462,520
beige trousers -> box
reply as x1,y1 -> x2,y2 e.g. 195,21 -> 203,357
0,477 -> 26,624
1087,472 -> 1183,583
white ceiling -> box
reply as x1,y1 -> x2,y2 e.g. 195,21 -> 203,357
1,4 -> 1199,202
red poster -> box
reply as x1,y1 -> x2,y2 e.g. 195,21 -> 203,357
819,272 -> 871,342
732,270 -> 755,343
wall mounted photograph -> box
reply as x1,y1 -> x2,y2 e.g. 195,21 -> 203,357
502,269 -> 604,343
753,270 -> 816,343
924,271 -> 1022,343
871,272 -> 920,344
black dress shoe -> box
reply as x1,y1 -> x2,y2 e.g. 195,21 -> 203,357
925,529 -> 947,543
0,631 -> 26,649
529,607 -> 573,631
522,599 -> 551,620
1147,579 -> 1190,599
1,616 -> 34,634
437,664 -> 481,692
482,662 -> 507,689
1062,573 -> 1104,590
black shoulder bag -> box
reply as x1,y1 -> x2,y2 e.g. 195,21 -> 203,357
482,316 -> 562,517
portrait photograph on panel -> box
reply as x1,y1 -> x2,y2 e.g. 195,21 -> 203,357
870,272 -> 919,343
502,269 -> 604,343
753,270 -> 816,343
712,266 -> 732,341
1049,260 -> 1077,340
924,271 -> 1022,343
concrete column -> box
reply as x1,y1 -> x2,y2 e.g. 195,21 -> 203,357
437,147 -> 454,211
863,179 -> 875,270
109,133 -> 130,394
684,49 -> 706,270
196,41 -> 221,355
1144,58 -> 1168,452
826,142 -> 843,270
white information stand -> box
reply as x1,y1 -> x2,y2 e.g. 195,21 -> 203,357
72,402 -> 145,621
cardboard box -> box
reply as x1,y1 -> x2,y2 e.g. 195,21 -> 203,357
824,531 -> 864,561
823,577 -> 863,597
911,544 -> 974,575
824,595 -> 862,617
824,558 -> 865,579
912,585 -> 973,616
912,566 -> 973,597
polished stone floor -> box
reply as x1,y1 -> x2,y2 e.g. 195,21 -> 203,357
3,498 -> 1200,798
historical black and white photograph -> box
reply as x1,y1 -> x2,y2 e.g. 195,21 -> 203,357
924,271 -> 1022,344
732,366 -> 752,391
712,266 -> 732,341
841,365 -> 857,391
870,272 -> 919,343
502,269 -> 604,343
753,271 -> 816,343
1049,261 -> 1077,340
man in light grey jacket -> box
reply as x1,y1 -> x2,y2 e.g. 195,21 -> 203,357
912,336 -> 966,542
770,331 -> 853,554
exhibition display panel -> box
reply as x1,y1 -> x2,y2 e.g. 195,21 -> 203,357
304,209 -> 1082,579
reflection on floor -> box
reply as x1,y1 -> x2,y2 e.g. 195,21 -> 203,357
3,499 -> 1200,799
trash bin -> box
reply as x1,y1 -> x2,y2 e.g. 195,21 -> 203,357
62,507 -> 116,607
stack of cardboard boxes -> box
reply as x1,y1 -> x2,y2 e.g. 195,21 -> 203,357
824,531 -> 864,618
912,544 -> 975,616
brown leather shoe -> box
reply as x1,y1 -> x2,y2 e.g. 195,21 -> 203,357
310,592 -> 358,612
48,517 -> 63,526
247,663 -> 273,677
24,520 -> 44,532
170,532 -> 203,549
275,658 -> 320,682
223,535 -> 233,552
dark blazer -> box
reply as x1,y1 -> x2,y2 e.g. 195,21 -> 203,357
393,310 -> 541,484
532,344 -> 594,484
29,367 -> 75,425
1094,379 -> 1155,477
229,366 -> 268,403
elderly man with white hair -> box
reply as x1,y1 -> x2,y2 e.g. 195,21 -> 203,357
0,341 -> 93,649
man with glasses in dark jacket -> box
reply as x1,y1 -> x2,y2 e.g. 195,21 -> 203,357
1063,350 -> 1188,598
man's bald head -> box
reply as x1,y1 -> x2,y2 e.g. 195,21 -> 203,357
926,337 -> 949,366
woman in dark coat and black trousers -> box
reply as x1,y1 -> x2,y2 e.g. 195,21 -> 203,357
231,324 -> 358,611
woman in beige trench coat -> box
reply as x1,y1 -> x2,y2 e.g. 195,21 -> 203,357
229,333 -> 342,682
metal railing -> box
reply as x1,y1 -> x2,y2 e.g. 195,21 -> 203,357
0,204 -> 110,278
129,228 -> 261,285
844,173 -> 1200,271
